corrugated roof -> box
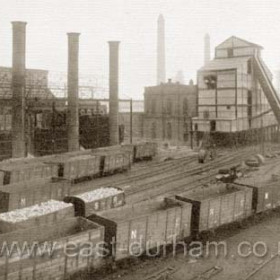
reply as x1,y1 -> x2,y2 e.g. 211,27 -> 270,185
199,56 -> 250,72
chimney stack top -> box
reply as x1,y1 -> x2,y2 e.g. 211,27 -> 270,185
67,32 -> 80,36
108,41 -> 120,45
11,21 -> 27,25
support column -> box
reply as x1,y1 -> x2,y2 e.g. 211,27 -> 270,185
108,41 -> 120,146
11,21 -> 27,158
67,33 -> 80,152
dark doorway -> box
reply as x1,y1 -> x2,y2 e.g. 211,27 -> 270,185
119,124 -> 125,143
210,120 -> 216,132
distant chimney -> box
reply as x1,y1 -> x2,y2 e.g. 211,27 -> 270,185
168,78 -> 172,83
67,32 -> 80,152
157,14 -> 166,84
189,79 -> 194,86
175,70 -> 185,84
108,41 -> 120,146
11,21 -> 27,158
204,33 -> 210,65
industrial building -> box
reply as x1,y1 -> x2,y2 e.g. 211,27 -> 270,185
143,79 -> 197,145
192,36 -> 280,146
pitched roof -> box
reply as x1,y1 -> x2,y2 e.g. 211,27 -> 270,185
216,36 -> 263,50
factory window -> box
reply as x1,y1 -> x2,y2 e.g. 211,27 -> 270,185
0,115 -> 4,131
247,60 -> 252,74
5,114 -> 11,131
151,122 -> 156,139
203,110 -> 210,119
204,75 -> 217,90
248,90 -> 252,128
167,99 -> 172,115
183,98 -> 188,115
36,113 -> 43,129
167,123 -> 172,140
151,99 -> 156,114
227,48 -> 234,58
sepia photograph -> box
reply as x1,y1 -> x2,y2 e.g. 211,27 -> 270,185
0,0 -> 280,279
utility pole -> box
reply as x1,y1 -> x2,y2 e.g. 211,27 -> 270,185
190,117 -> 193,150
130,99 -> 133,144
261,116 -> 265,155
51,101 -> 56,154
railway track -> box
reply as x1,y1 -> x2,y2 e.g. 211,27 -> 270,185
71,155 -> 197,194
126,149 -> 256,203
127,149 -> 249,193
72,148 -> 238,195
71,147 -> 259,203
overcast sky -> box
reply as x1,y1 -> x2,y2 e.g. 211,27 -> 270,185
1,0 -> 280,99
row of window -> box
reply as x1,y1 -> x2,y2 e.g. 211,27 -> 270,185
147,98 -> 189,115
150,122 -> 190,141
202,61 -> 252,90
0,114 -> 12,131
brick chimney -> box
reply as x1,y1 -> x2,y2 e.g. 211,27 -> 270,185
67,33 -> 80,151
108,41 -> 120,146
11,21 -> 27,158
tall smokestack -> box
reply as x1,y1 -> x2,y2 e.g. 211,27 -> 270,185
11,21 -> 27,158
204,33 -> 210,65
108,41 -> 120,146
67,33 -> 80,152
157,14 -> 166,84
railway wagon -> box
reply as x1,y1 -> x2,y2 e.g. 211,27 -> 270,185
92,145 -> 134,163
101,151 -> 131,175
134,142 -> 157,161
0,200 -> 74,233
87,197 -> 192,261
64,187 -> 125,217
0,217 -> 104,280
43,154 -> 102,181
0,177 -> 70,213
235,173 -> 280,213
175,183 -> 253,235
0,160 -> 58,185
